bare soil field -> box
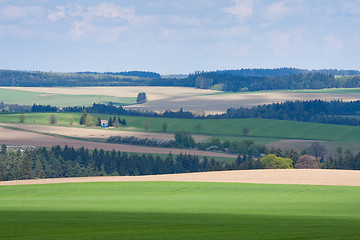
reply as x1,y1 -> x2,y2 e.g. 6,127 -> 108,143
0,86 -> 220,100
1,169 -> 359,186
127,91 -> 360,114
0,125 -> 235,158
2,86 -> 360,114
2,123 -> 209,142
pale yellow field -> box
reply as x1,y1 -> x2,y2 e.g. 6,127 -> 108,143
3,86 -> 360,114
1,169 -> 360,186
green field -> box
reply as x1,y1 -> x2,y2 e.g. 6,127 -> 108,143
2,112 -> 360,143
290,88 -> 360,94
0,182 -> 359,239
0,88 -> 136,107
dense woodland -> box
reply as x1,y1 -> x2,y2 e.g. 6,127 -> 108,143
1,68 -> 360,91
1,144 -> 359,181
221,100 -> 360,126
0,70 -> 156,87
0,145 -> 258,181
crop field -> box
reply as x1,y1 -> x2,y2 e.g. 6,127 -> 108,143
0,126 -> 236,159
1,86 -> 360,114
2,112 -> 360,154
0,88 -> 137,107
0,181 -> 359,239
2,112 -> 360,142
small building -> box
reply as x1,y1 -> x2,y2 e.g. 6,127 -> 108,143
101,120 -> 109,128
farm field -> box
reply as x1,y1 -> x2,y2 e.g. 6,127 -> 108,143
0,126 -> 236,159
0,179 -> 360,239
2,112 -> 360,154
0,88 -> 137,107
2,169 -> 360,186
125,87 -> 360,114
2,113 -> 360,142
1,86 -> 360,114
1,123 -> 209,142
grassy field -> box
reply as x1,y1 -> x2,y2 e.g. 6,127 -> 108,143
2,112 -> 360,142
291,88 -> 360,94
0,88 -> 136,107
0,181 -> 359,239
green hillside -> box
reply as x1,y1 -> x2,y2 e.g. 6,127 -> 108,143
0,88 -> 136,107
1,112 -> 360,142
0,182 -> 359,240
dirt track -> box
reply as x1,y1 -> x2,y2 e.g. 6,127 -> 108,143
1,169 -> 359,186
0,125 -> 235,158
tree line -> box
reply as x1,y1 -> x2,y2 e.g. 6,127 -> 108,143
2,68 -> 360,91
221,100 -> 360,126
1,143 -> 360,182
0,145 -> 256,181
29,100 -> 360,127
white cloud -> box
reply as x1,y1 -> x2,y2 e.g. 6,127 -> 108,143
48,6 -> 66,22
266,1 -> 287,20
222,0 -> 254,22
88,3 -> 135,20
47,2 -> 137,42
68,21 -> 87,40
0,5 -> 44,22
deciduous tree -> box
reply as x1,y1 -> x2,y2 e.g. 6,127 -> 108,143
260,154 -> 293,169
242,127 -> 250,136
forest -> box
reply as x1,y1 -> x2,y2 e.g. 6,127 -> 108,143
1,68 -> 360,91
1,144 -> 360,181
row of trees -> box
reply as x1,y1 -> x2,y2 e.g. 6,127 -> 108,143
0,145 -> 253,181
0,70 -> 156,87
29,99 -> 360,127
187,71 -> 360,92
2,68 -> 360,91
221,100 -> 360,126
1,143 -> 360,181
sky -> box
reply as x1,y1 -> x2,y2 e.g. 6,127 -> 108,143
0,0 -> 360,74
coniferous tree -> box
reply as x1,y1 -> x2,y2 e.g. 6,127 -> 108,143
79,110 -> 87,125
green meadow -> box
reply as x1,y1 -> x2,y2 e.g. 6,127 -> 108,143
2,112 -> 360,143
0,182 -> 359,240
0,88 -> 136,107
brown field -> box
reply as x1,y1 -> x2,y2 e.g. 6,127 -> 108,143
2,123 -> 209,142
3,86 -> 360,114
0,125 -> 235,158
1,169 -> 360,186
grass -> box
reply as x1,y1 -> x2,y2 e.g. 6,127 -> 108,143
0,88 -> 136,107
0,181 -> 359,239
290,88 -> 360,94
2,112 -> 360,143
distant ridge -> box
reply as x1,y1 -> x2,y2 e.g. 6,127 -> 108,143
1,68 -> 359,89
205,68 -> 360,77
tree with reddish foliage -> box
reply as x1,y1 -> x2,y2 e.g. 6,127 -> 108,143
295,155 -> 319,169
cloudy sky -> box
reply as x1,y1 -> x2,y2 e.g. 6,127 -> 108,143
0,0 -> 359,74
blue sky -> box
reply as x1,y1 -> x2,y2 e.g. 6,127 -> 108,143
0,0 -> 359,74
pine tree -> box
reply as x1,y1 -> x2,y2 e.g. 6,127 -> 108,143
19,154 -> 33,180
79,110 -> 87,125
